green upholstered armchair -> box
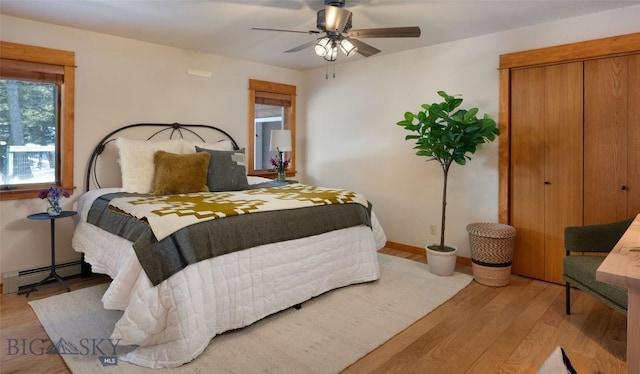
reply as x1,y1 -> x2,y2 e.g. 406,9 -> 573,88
563,218 -> 633,315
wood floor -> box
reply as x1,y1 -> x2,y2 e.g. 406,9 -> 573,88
0,248 -> 627,373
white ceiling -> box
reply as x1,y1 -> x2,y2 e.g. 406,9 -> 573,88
1,0 -> 638,71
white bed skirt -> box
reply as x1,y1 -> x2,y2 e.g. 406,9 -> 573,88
72,189 -> 386,368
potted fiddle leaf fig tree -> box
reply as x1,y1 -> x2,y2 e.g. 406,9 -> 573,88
396,90 -> 499,275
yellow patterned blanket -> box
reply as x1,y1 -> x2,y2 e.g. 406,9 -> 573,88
109,183 -> 369,241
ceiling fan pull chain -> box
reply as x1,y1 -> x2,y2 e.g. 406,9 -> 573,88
324,62 -> 336,79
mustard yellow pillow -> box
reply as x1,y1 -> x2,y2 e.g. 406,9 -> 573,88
153,151 -> 210,195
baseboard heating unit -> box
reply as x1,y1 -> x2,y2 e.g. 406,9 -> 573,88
2,260 -> 81,294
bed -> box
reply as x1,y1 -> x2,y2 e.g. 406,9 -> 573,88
71,123 -> 386,368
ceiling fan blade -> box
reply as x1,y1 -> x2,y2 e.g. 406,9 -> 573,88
230,0 -> 307,10
324,5 -> 352,32
348,26 -> 421,38
252,27 -> 320,35
350,39 -> 381,57
284,39 -> 319,53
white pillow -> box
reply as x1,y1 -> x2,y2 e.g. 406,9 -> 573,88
115,138 -> 184,193
181,139 -> 235,154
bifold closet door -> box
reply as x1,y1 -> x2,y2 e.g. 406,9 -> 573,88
510,66 -> 545,280
510,62 -> 583,283
584,54 -> 640,224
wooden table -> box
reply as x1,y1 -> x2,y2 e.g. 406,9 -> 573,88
597,214 -> 640,373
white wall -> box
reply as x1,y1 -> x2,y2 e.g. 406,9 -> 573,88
299,5 -> 640,257
0,15 -> 302,278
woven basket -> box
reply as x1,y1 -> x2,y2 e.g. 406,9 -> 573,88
466,223 -> 516,287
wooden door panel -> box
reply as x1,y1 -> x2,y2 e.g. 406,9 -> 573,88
543,62 -> 584,284
584,56 -> 629,224
510,67 -> 546,280
628,54 -> 640,217
510,63 -> 583,284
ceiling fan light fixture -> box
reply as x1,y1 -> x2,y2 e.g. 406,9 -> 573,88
324,42 -> 338,61
339,38 -> 358,57
315,37 -> 331,57
253,0 -> 421,65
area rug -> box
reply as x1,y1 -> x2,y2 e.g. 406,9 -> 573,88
29,253 -> 472,373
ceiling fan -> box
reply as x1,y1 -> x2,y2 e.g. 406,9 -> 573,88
252,0 -> 421,62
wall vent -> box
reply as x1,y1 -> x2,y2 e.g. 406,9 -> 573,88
2,260 -> 81,294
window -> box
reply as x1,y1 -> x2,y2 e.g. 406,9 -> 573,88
0,42 -> 75,200
247,79 -> 296,177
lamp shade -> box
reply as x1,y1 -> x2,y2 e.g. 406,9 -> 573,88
324,42 -> 338,61
339,38 -> 358,57
270,129 -> 292,152
315,37 -> 331,57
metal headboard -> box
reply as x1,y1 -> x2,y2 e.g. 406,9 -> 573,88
84,122 -> 240,192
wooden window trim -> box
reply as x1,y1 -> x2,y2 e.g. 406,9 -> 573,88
247,79 -> 296,178
498,32 -> 640,222
0,41 -> 75,200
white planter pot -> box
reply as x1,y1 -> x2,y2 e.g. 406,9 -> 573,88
426,244 -> 458,276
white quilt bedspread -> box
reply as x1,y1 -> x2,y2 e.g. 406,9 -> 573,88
72,188 -> 386,368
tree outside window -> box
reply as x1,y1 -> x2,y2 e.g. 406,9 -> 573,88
0,79 -> 58,185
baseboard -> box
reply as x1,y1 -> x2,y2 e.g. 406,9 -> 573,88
457,256 -> 472,267
385,241 -> 425,256
385,241 -> 471,267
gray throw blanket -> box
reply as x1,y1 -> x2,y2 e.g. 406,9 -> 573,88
88,192 -> 372,285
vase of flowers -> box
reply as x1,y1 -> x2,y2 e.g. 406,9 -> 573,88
39,186 -> 69,216
270,149 -> 290,182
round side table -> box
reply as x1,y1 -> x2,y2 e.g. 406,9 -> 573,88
19,210 -> 77,297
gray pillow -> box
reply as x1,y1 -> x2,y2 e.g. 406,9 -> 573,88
195,146 -> 249,192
